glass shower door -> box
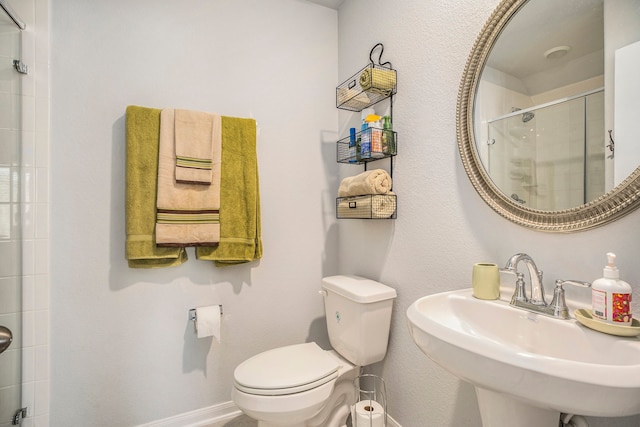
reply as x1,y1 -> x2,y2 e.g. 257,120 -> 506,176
487,92 -> 604,211
0,5 -> 22,426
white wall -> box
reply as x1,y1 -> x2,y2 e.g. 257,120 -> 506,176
604,0 -> 640,192
615,40 -> 640,186
338,1 -> 640,427
50,0 -> 339,425
46,0 -> 640,426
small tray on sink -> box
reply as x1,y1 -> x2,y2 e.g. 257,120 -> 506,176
574,309 -> 640,337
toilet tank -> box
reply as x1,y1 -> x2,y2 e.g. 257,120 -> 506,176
321,275 -> 397,366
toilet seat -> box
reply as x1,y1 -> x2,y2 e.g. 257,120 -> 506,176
234,342 -> 339,396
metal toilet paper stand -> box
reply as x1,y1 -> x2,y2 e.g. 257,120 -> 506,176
353,374 -> 387,427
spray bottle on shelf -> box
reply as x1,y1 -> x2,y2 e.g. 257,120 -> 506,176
591,253 -> 633,325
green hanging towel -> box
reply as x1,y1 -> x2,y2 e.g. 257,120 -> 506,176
196,116 -> 262,266
125,105 -> 187,268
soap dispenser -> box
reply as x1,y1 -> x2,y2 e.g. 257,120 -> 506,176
591,253 -> 632,325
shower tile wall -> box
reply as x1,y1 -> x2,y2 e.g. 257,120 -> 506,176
2,0 -> 50,425
0,8 -> 23,427
534,98 -> 586,210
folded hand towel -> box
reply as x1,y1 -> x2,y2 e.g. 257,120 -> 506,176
359,67 -> 396,95
196,116 -> 262,266
156,108 -> 222,246
175,109 -> 215,185
125,105 -> 187,268
337,193 -> 396,219
338,169 -> 392,197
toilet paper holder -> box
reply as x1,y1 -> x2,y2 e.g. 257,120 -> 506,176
353,374 -> 387,427
189,305 -> 223,322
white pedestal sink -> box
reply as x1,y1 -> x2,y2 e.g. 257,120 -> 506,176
407,288 -> 640,427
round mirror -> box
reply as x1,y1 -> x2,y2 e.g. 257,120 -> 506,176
457,0 -> 640,231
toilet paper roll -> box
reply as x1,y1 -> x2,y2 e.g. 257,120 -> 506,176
354,400 -> 385,427
195,305 -> 221,342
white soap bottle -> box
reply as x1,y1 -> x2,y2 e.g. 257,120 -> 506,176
591,253 -> 633,325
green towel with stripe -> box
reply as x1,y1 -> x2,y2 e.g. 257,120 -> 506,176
196,116 -> 263,266
125,105 -> 187,268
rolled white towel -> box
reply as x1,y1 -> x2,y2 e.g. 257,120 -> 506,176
338,169 -> 392,197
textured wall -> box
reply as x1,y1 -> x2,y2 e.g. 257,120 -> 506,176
338,1 -> 640,426
47,0 -> 640,425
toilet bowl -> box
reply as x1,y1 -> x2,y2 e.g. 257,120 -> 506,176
232,343 -> 357,427
232,275 -> 397,427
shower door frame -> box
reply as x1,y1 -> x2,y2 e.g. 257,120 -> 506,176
0,0 -> 24,30
0,0 -> 26,425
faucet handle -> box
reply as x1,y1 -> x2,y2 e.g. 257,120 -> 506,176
549,279 -> 592,319
500,268 -> 528,304
510,272 -> 528,304
555,279 -> 591,289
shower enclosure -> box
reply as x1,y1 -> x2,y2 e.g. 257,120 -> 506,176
0,0 -> 25,425
486,89 -> 605,211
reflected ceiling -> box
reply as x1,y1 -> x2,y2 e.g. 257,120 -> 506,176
486,0 -> 604,95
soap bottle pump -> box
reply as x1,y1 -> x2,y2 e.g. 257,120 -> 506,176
591,252 -> 632,325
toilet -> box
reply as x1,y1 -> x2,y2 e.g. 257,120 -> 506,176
232,275 -> 397,427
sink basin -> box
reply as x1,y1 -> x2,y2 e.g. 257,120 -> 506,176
407,288 -> 640,425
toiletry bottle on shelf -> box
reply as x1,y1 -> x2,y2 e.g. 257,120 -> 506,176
349,127 -> 356,163
360,121 -> 371,159
382,115 -> 394,155
592,252 -> 632,325
359,109 -> 375,160
363,113 -> 383,158
370,119 -> 384,158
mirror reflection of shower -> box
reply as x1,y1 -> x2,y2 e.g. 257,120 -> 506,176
511,107 -> 536,123
521,111 -> 535,123
487,89 -> 605,211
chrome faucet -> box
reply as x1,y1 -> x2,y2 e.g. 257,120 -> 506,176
503,253 -> 545,306
501,253 -> 591,319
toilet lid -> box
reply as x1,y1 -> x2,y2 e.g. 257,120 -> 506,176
234,342 -> 339,396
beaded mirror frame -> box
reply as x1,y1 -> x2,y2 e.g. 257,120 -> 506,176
456,0 -> 640,232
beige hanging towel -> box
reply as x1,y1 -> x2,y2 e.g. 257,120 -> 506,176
175,108 -> 215,185
156,108 -> 222,246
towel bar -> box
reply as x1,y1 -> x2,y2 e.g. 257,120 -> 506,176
189,305 -> 223,322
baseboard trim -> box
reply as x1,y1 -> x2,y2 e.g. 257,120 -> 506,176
136,401 -> 402,427
135,401 -> 242,427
